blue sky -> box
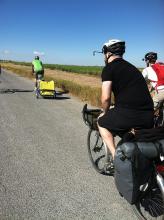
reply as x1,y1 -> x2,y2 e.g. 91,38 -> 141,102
0,0 -> 164,67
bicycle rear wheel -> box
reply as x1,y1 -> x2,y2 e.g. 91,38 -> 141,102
133,175 -> 164,220
87,129 -> 112,175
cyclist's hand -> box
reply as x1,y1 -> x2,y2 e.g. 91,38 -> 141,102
98,112 -> 105,119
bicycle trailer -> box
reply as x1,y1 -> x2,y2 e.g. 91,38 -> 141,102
36,80 -> 56,98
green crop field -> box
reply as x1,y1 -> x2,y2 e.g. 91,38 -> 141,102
0,60 -> 103,76
0,60 -> 144,107
0,61 -> 142,76
44,64 -> 103,76
1,60 -> 143,74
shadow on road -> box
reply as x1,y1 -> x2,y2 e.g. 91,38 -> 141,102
0,88 -> 71,100
38,96 -> 70,100
0,89 -> 34,94
55,96 -> 70,100
36,90 -> 70,100
55,90 -> 70,100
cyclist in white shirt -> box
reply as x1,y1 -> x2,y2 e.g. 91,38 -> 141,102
142,52 -> 164,107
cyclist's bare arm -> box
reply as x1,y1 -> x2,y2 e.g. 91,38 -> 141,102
101,81 -> 112,114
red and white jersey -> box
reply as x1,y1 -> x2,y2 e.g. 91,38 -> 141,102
142,66 -> 164,91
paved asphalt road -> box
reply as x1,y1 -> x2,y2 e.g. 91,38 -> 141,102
0,70 -> 138,220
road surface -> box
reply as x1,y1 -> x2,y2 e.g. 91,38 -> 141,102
0,69 -> 137,220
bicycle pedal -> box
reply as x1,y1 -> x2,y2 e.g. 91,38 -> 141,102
104,163 -> 114,175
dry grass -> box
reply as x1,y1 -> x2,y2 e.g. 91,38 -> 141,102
45,69 -> 101,88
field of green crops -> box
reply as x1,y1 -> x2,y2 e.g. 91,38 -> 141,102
1,60 -> 103,76
0,61 -> 144,107
45,64 -> 103,75
0,60 -> 143,75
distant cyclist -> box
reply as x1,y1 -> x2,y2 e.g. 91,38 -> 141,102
32,56 -> 44,89
142,52 -> 164,107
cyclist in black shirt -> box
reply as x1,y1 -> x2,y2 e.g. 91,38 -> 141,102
97,39 -> 154,159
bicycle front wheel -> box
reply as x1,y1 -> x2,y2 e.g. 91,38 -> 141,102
87,129 -> 110,174
133,175 -> 164,220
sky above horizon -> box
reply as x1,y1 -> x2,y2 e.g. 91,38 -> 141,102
0,0 -> 164,67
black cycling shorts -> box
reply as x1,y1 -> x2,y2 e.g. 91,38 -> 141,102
35,70 -> 44,80
98,107 -> 154,137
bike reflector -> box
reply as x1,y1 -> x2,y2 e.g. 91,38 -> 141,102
156,165 -> 164,173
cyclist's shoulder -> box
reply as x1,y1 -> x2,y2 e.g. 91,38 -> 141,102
32,59 -> 42,64
142,66 -> 155,75
153,62 -> 164,66
102,60 -> 118,71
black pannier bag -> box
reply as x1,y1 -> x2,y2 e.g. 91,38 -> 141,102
114,141 -> 162,205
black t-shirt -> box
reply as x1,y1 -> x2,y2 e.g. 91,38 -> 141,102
101,58 -> 154,110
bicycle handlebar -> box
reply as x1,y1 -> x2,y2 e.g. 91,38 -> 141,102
82,104 -> 102,129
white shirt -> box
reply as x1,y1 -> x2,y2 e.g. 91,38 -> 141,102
142,66 -> 164,90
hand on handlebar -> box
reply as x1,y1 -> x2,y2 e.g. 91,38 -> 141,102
98,111 -> 105,119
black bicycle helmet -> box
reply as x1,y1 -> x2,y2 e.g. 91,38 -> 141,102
35,56 -> 40,60
102,39 -> 125,56
144,52 -> 157,62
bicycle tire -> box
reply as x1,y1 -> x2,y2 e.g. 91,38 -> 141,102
132,175 -> 164,220
53,91 -> 57,99
0,89 -> 15,94
87,129 -> 111,174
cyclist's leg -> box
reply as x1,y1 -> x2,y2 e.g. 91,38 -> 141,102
153,90 -> 164,108
35,72 -> 38,89
37,70 -> 44,81
97,125 -> 115,158
34,72 -> 41,90
97,108 -> 119,159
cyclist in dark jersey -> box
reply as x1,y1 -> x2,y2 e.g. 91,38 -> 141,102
97,39 -> 154,159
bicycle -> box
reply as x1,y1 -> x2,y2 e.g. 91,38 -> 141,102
34,72 -> 43,98
82,104 -> 114,175
82,103 -> 164,220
